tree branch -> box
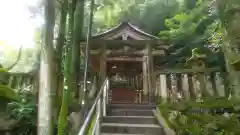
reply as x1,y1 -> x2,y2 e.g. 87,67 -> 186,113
6,45 -> 23,70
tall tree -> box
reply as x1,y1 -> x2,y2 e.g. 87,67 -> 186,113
65,0 -> 77,95
55,0 -> 68,107
71,0 -> 85,99
37,0 -> 56,134
56,0 -> 69,135
216,0 -> 240,97
158,0 -> 219,68
93,0 -> 180,35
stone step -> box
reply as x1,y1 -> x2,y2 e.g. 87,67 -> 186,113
108,109 -> 154,116
101,123 -> 164,135
102,116 -> 158,125
108,104 -> 156,110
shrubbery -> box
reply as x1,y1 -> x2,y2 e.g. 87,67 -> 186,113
158,97 -> 240,135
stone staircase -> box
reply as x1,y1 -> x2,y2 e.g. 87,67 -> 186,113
101,104 -> 165,135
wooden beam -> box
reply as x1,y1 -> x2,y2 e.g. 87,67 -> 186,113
90,49 -> 165,56
80,40 -> 169,49
106,57 -> 143,61
155,68 -> 220,74
89,39 -> 165,45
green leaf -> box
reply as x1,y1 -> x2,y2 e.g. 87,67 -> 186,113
0,68 -> 8,73
0,85 -> 19,101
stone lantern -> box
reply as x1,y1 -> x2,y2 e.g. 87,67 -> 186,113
186,48 -> 209,97
186,48 -> 206,70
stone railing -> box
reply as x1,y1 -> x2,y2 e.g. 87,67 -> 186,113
0,71 -> 38,133
0,71 -> 38,91
154,68 -> 225,100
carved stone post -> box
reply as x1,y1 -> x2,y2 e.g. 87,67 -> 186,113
210,72 -> 219,96
166,74 -> 172,101
160,74 -> 167,100
176,73 -> 183,99
215,72 -> 225,96
171,73 -> 179,100
198,73 -> 209,97
8,76 -> 14,88
155,74 -> 160,97
187,74 -> 196,99
182,74 -> 189,99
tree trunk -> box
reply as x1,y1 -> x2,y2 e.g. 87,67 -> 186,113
56,0 -> 68,108
222,48 -> 240,97
71,0 -> 85,99
56,0 -> 69,135
217,0 -> 240,97
37,0 -> 56,134
65,0 -> 77,96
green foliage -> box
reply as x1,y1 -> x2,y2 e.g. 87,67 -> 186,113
6,87 -> 37,135
93,0 -> 180,35
158,0 -> 222,68
158,97 -> 240,135
87,115 -> 96,135
0,85 -> 19,101
215,0 -> 240,92
0,68 -> 19,101
0,68 -> 8,73
0,47 -> 39,72
58,89 -> 70,135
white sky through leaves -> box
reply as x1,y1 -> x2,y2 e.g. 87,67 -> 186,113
0,0 -> 43,49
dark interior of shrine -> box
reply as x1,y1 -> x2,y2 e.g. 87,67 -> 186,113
107,61 -> 143,103
107,61 -> 142,76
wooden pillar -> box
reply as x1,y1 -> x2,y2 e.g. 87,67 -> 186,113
99,44 -> 106,85
142,56 -> 148,103
146,44 -> 154,102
